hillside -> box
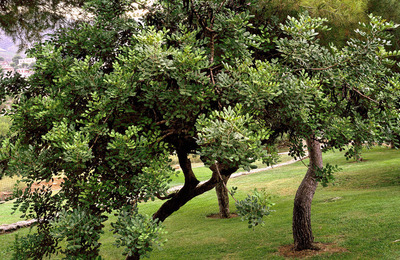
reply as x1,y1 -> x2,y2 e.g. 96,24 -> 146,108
0,33 -> 25,61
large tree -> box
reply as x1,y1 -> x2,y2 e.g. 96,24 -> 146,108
2,0 -> 400,258
222,12 -> 400,250
0,0 -> 272,259
142,0 -> 280,219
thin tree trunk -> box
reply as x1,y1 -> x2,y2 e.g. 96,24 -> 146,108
292,137 -> 323,251
215,174 -> 230,218
354,139 -> 363,162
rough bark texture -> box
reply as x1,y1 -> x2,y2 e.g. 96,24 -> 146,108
292,137 -> 323,251
215,174 -> 231,218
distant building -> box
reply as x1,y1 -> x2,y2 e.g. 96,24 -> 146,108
16,68 -> 34,77
1,65 -> 14,74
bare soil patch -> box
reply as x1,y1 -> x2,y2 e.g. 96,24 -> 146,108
206,212 -> 239,219
278,242 -> 348,258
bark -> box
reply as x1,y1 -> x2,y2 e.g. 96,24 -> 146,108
152,148 -> 201,222
215,174 -> 231,218
292,137 -> 323,251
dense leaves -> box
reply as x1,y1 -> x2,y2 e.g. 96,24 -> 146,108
235,188 -> 274,228
1,0 -> 400,258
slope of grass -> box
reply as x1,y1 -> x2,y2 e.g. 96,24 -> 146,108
0,147 -> 399,260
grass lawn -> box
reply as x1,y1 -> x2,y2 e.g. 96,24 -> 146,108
169,153 -> 293,187
0,147 -> 399,259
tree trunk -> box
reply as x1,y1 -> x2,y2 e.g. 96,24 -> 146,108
354,139 -> 363,162
292,137 -> 323,251
152,148 -> 200,222
153,151 -> 237,222
215,174 -> 230,218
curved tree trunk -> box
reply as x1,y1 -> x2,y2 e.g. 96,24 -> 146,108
215,174 -> 231,218
153,149 -> 237,222
292,137 -> 323,251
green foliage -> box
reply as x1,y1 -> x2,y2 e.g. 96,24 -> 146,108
300,0 -> 368,26
315,163 -> 340,187
1,0 -> 269,257
0,1 -> 177,258
235,188 -> 274,228
196,105 -> 274,170
12,232 -> 57,260
50,207 -> 105,259
112,207 -> 167,259
2,0 -> 400,258
274,12 -> 400,150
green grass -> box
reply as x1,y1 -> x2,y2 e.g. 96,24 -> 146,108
169,153 -> 293,187
0,200 -> 22,225
1,147 -> 400,259
0,116 -> 11,136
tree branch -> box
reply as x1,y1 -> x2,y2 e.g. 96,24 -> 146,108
352,87 -> 380,104
293,58 -> 351,73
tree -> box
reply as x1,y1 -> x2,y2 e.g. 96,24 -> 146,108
0,0 -> 273,259
222,12 -> 400,250
143,0 -> 278,219
3,1 -> 399,258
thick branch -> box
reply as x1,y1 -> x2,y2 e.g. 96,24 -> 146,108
153,159 -> 237,222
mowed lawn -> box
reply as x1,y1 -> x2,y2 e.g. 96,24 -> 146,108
0,146 -> 399,259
